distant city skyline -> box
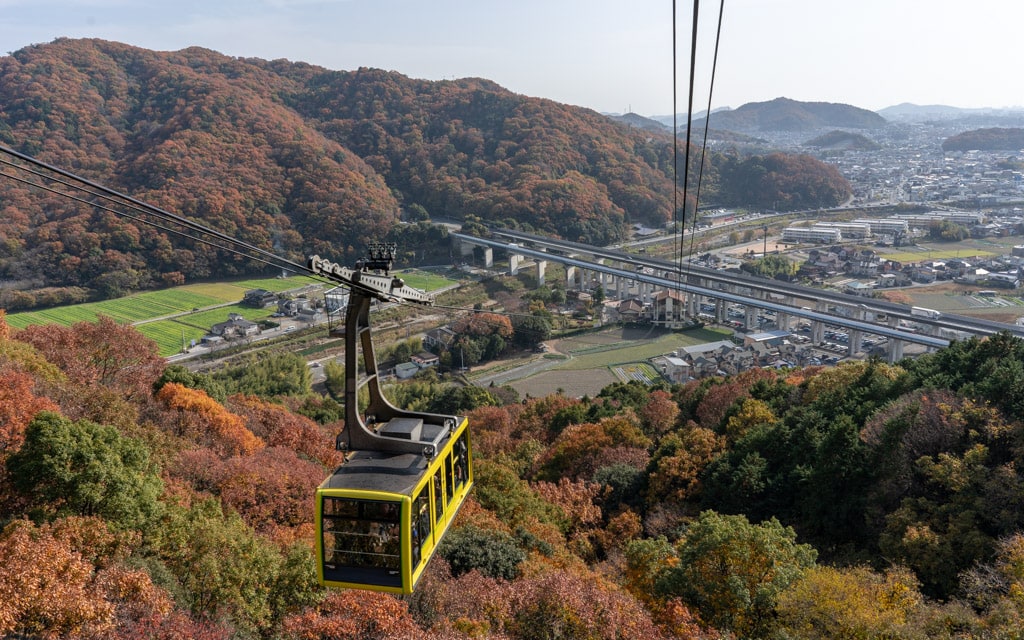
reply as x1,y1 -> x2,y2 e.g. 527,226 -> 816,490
1,0 -> 1021,117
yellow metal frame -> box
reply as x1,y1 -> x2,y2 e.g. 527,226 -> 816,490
316,417 -> 473,594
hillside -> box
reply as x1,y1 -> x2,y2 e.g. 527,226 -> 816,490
0,39 -> 850,309
942,127 -> 1024,151
4,310 -> 1024,638
804,129 -> 881,151
697,96 -> 888,132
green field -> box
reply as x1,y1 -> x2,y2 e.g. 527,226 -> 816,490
6,270 -> 460,357
556,327 -> 731,370
883,247 -> 999,262
136,320 -> 211,355
396,270 -> 456,292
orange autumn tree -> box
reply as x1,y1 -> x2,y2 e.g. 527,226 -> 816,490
281,591 -> 420,640
156,383 -> 263,457
227,394 -> 342,467
0,518 -> 175,639
0,367 -> 58,462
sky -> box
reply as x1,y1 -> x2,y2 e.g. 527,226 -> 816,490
1,0 -> 1021,117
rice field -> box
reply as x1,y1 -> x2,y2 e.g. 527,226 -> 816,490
6,275 -> 321,330
136,320 -> 211,355
6,271 -> 460,356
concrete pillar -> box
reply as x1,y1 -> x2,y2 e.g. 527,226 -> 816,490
777,311 -> 790,331
745,306 -> 758,330
715,299 -> 727,324
566,265 -> 577,289
456,237 -> 475,259
687,291 -> 697,317
849,330 -> 863,355
509,253 -> 522,276
888,338 -> 904,363
482,247 -> 493,268
537,260 -> 547,286
811,320 -> 825,344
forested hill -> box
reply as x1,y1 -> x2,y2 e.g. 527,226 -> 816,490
0,39 -> 848,308
942,127 -> 1024,151
698,97 -> 888,132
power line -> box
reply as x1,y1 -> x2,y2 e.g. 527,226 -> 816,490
0,145 -> 551,333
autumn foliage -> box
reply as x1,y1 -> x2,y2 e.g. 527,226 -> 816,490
156,382 -> 264,457
5,312 -> 1024,637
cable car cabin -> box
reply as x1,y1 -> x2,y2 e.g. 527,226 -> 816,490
316,415 -> 472,594
308,248 -> 474,594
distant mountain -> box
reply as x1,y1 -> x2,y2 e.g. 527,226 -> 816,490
693,97 -> 887,133
607,112 -> 671,133
942,127 -> 1024,152
804,130 -> 881,151
878,103 -> 1024,122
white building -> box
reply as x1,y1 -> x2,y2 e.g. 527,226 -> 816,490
853,218 -> 909,236
781,226 -> 842,244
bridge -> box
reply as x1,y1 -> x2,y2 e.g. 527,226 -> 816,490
451,229 -> 1024,363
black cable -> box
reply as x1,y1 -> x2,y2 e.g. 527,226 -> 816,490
678,0 -> 700,278
0,144 -> 308,274
0,147 -> 582,335
672,0 -> 680,269
685,0 -> 725,274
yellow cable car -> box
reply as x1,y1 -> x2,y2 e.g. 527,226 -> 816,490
310,245 -> 473,594
317,416 -> 472,593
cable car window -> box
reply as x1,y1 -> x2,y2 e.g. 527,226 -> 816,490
433,474 -> 444,521
454,435 -> 469,490
411,489 -> 430,567
321,497 -> 401,578
445,453 -> 455,503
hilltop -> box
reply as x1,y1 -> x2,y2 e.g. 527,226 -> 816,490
942,127 -> 1024,152
696,97 -> 887,132
0,39 -> 850,309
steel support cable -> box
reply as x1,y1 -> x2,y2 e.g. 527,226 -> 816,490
685,0 -> 725,276
672,0 -> 680,269
676,0 -> 701,278
0,158 -> 281,267
0,147 -> 395,303
0,146 -> 545,327
0,144 -> 308,275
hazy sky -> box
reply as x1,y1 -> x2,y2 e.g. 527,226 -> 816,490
1,0 -> 1020,116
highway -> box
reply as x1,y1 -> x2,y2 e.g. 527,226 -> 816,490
451,230 -> 1024,351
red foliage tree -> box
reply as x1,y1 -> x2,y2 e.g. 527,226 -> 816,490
0,366 -> 58,462
227,394 -> 342,468
174,446 -> 325,532
16,315 -> 164,403
281,591 -> 421,640
640,390 -> 680,437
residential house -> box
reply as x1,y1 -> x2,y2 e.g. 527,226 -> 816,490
650,289 -> 687,328
616,298 -> 644,322
424,326 -> 457,351
243,289 -> 278,308
210,313 -> 260,339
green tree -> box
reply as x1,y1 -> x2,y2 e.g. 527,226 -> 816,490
153,498 -> 283,635
429,385 -> 498,414
439,524 -> 526,580
656,510 -> 817,637
154,364 -> 227,402
511,313 -> 553,348
214,352 -> 312,398
6,411 -> 163,530
323,360 -> 345,399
